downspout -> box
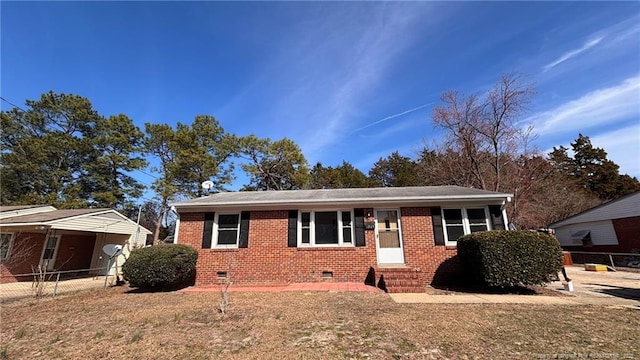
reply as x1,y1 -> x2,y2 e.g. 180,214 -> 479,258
133,204 -> 142,248
171,206 -> 180,244
501,196 -> 511,230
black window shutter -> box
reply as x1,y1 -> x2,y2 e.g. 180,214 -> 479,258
488,205 -> 505,230
430,207 -> 445,246
238,211 -> 250,248
287,210 -> 298,247
202,212 -> 215,248
354,208 -> 366,247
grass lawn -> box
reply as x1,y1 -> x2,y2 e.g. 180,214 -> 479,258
1,286 -> 638,359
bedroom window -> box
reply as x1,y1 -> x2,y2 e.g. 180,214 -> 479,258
215,213 -> 240,247
0,233 -> 13,260
298,210 -> 354,247
442,207 -> 490,245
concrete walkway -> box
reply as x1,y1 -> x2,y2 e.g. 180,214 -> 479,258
391,266 -> 640,307
0,277 -> 109,302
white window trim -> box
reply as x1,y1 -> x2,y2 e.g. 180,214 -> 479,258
212,213 -> 241,248
0,232 -> 14,261
39,234 -> 61,270
442,207 -> 491,246
297,210 -> 355,247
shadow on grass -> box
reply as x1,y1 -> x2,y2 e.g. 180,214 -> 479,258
125,283 -> 193,294
431,283 -> 542,295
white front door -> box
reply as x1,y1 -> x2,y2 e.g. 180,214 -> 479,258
375,209 -> 405,264
40,234 -> 61,271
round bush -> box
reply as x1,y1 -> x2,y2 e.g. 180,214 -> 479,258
122,244 -> 198,290
457,230 -> 563,288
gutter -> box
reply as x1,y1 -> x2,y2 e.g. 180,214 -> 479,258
173,194 -> 514,212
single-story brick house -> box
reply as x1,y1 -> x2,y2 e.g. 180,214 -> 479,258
549,191 -> 640,253
0,205 -> 151,283
173,186 -> 512,292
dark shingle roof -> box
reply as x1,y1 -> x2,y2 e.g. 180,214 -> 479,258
173,186 -> 512,209
0,205 -> 49,213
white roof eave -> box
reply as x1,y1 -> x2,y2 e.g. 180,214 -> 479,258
174,194 -> 512,211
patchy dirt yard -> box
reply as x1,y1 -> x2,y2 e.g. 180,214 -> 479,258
1,286 -> 638,359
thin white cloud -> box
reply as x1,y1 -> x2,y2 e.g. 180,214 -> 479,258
530,76 -> 640,135
542,36 -> 604,72
590,124 -> 640,178
261,3 -> 432,159
350,103 -> 432,134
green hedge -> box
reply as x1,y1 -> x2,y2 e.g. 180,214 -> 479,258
122,244 -> 198,290
457,230 -> 563,288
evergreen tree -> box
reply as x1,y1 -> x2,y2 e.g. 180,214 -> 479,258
239,136 -> 309,191
82,114 -> 147,208
309,161 -> 371,189
549,134 -> 640,200
368,151 -> 420,187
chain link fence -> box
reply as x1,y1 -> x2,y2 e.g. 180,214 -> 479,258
0,266 -> 123,302
568,251 -> 640,271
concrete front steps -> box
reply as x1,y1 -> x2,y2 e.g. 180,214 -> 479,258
376,266 -> 425,293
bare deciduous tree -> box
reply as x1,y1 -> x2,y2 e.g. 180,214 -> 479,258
432,74 -> 535,192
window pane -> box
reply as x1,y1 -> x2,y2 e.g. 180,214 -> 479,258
467,208 -> 487,224
446,226 -> 465,242
377,210 -> 398,231
218,214 -> 239,229
315,212 -> 338,244
341,211 -> 352,227
217,230 -> 238,245
43,248 -> 55,260
301,212 -> 310,226
302,229 -> 310,244
0,234 -> 10,258
45,236 -> 57,248
443,209 -> 463,224
470,225 -> 488,233
342,228 -> 352,243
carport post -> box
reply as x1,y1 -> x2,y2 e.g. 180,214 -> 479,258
53,272 -> 61,296
104,257 -> 112,289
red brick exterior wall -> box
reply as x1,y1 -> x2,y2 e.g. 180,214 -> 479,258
399,207 -> 460,285
612,217 -> 640,253
55,234 -> 96,271
178,207 -> 459,287
1,232 -> 45,283
0,232 -> 97,283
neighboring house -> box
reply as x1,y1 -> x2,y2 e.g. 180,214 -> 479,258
549,191 -> 640,253
172,186 -> 512,292
0,205 -> 151,283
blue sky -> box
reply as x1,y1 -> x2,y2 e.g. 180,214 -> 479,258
2,2 -> 639,196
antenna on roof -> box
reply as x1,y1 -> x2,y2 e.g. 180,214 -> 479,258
201,180 -> 214,196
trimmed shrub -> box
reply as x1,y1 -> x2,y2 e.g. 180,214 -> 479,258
122,244 -> 198,290
457,230 -> 563,288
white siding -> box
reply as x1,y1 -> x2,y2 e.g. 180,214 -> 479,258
89,233 -> 131,275
552,192 -> 640,227
0,206 -> 56,220
555,220 -> 618,247
50,215 -> 151,236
